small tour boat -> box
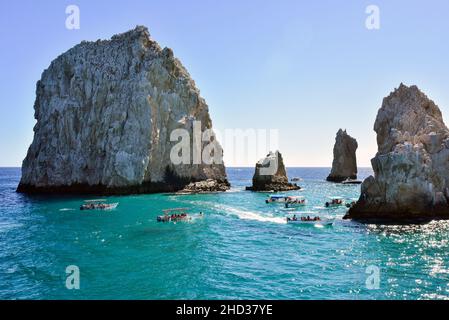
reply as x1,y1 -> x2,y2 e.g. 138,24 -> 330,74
325,196 -> 345,208
286,213 -> 334,226
265,195 -> 289,204
157,208 -> 192,223
285,196 -> 306,208
291,177 -> 301,182
341,178 -> 362,185
80,199 -> 119,211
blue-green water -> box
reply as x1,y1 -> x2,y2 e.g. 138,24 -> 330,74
1,167 -> 449,300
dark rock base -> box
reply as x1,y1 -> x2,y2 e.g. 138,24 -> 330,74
326,175 -> 357,183
246,183 -> 300,192
344,200 -> 449,222
16,179 -> 230,196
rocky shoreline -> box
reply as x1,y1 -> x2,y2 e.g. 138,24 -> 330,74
17,178 -> 231,196
177,179 -> 231,194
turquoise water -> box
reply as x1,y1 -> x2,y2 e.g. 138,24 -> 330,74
1,167 -> 449,300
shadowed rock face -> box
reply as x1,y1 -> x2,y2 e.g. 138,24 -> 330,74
246,151 -> 300,192
326,129 -> 358,182
17,26 -> 228,195
346,84 -> 449,221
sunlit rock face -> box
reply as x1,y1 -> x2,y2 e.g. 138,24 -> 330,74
326,129 -> 358,182
246,151 -> 300,192
346,84 -> 449,221
17,26 -> 228,194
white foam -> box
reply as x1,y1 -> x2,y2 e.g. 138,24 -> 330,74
172,199 -> 286,224
214,204 -> 286,224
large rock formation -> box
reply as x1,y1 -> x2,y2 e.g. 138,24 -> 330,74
326,129 -> 358,182
17,26 -> 229,194
346,84 -> 449,221
246,151 -> 300,192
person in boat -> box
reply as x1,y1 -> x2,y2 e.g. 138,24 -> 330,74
292,214 -> 297,221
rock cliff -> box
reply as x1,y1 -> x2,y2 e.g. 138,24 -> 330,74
246,151 -> 300,192
346,84 -> 449,220
17,26 -> 228,194
327,129 -> 358,182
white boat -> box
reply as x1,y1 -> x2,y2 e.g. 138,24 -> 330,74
324,196 -> 345,208
80,200 -> 119,211
285,196 -> 306,208
287,219 -> 334,226
157,208 -> 192,223
286,213 -> 334,226
341,178 -> 362,185
265,195 -> 289,204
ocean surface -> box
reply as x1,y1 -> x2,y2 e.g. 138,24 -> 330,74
1,167 -> 449,300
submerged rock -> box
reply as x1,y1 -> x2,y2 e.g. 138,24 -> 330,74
346,84 -> 449,221
178,179 -> 230,194
326,129 -> 358,182
246,151 -> 300,192
17,26 -> 228,194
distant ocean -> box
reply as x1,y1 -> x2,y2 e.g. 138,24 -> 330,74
1,167 -> 449,299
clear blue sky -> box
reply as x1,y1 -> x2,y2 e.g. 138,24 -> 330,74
1,0 -> 449,167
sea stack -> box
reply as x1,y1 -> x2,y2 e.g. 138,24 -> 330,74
17,26 -> 229,194
246,151 -> 300,192
326,129 -> 358,182
346,84 -> 449,221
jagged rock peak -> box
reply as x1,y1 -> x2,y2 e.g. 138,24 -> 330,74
346,83 -> 449,221
326,129 -> 358,182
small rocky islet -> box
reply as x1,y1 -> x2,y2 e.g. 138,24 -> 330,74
16,26 -> 449,222
245,151 -> 300,192
326,129 -> 358,183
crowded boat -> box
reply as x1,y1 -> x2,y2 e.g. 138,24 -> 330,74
157,208 -> 192,223
285,196 -> 306,208
80,199 -> 119,211
286,213 -> 334,226
325,196 -> 345,207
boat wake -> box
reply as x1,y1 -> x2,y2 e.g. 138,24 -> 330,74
170,199 -> 286,224
59,208 -> 76,211
214,204 -> 286,224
